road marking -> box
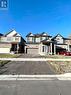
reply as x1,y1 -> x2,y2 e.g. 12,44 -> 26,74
0,58 -> 71,61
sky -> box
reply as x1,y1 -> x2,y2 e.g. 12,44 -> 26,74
0,0 -> 71,38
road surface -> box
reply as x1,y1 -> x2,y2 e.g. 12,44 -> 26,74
0,79 -> 71,95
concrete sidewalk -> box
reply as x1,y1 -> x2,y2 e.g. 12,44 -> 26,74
0,73 -> 71,80
0,58 -> 71,61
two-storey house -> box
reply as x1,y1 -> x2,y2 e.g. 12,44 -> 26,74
26,33 -> 71,55
0,30 -> 26,53
25,32 -> 53,55
52,34 -> 71,54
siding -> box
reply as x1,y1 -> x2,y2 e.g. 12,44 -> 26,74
0,43 -> 11,48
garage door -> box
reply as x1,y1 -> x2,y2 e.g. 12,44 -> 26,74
0,48 -> 10,53
27,48 -> 38,54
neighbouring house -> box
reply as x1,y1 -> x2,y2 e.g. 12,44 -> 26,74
25,32 -> 71,55
0,33 -> 3,36
52,34 -> 71,54
0,30 -> 26,53
25,32 -> 53,55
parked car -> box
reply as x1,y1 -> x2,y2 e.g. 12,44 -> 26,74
58,51 -> 71,56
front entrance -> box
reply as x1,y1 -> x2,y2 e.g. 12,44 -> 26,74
41,42 -> 53,55
18,44 -> 25,53
10,44 -> 17,53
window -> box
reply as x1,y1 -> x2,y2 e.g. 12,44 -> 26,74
7,37 -> 11,41
27,37 -> 33,42
42,46 -> 45,52
15,37 -> 19,41
42,37 -> 46,40
35,38 -> 40,42
56,37 -> 63,44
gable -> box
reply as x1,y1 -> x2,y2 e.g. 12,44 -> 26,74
26,33 -> 34,37
15,33 -> 21,37
42,32 -> 47,36
55,35 -> 63,40
5,30 -> 21,37
6,30 -> 17,37
55,35 -> 64,44
29,33 -> 34,36
52,34 -> 64,40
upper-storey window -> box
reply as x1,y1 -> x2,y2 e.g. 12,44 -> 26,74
55,36 -> 63,44
27,37 -> 33,42
35,37 -> 40,42
42,37 -> 47,40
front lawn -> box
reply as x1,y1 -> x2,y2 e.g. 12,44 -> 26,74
0,54 -> 20,58
45,55 -> 71,59
49,61 -> 71,74
0,60 -> 10,67
0,54 -> 20,67
45,55 -> 71,74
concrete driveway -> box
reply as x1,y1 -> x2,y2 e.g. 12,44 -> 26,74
19,54 -> 45,58
0,54 -> 55,75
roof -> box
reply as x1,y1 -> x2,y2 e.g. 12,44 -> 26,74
4,29 -> 26,42
0,33 -> 3,36
26,32 -> 34,37
64,38 -> 71,40
56,43 -> 67,45
52,34 -> 70,40
52,34 -> 64,39
4,29 -> 21,37
41,39 -> 54,43
4,29 -> 14,36
26,32 -> 52,37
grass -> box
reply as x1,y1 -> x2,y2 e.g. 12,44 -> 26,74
45,54 -> 71,59
49,61 -> 71,74
0,54 -> 20,67
0,54 -> 20,58
0,60 -> 10,67
44,55 -> 71,74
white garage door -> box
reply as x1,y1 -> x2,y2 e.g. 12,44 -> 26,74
0,48 -> 10,53
27,48 -> 38,54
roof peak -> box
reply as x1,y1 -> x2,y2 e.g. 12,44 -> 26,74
26,32 -> 51,37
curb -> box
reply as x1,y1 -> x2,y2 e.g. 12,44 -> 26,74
0,58 -> 71,61
0,73 -> 71,80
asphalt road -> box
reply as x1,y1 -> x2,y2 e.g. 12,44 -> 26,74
0,80 -> 71,95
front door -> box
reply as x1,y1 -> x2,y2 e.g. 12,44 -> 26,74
10,44 -> 17,52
